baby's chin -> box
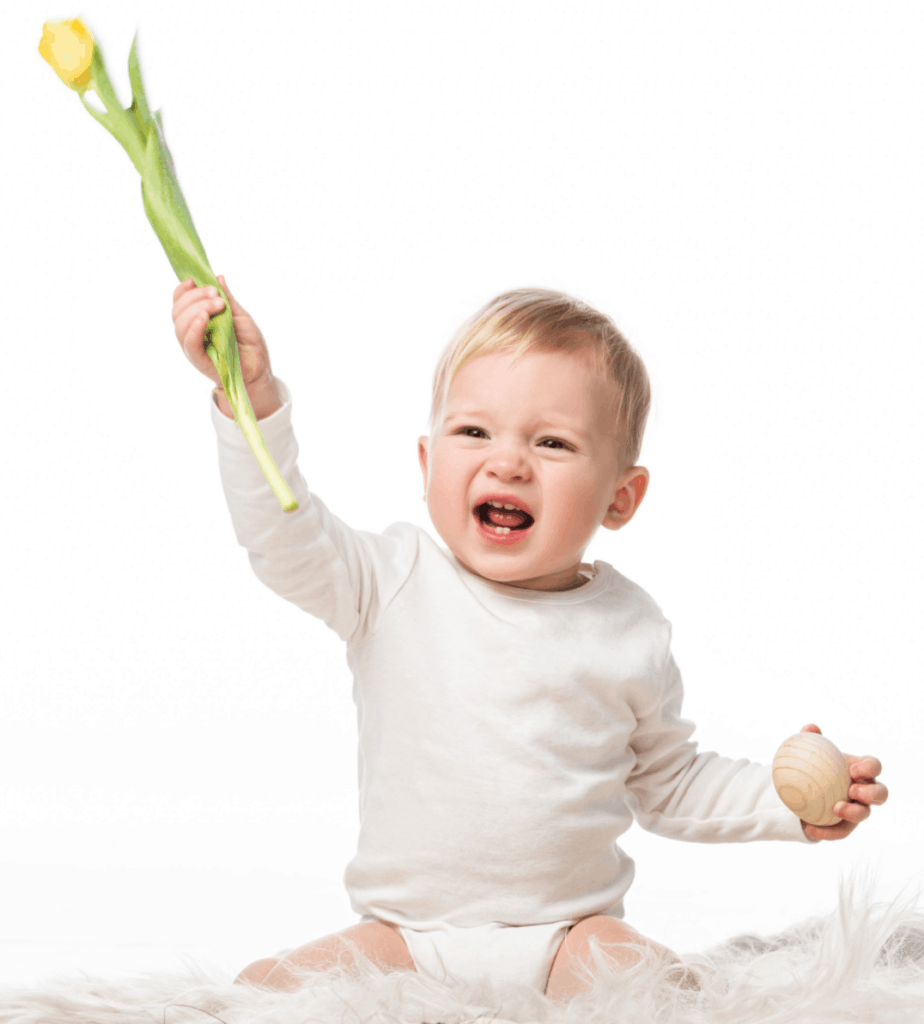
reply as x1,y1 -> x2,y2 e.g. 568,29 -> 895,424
454,552 -> 583,592
451,552 -> 530,586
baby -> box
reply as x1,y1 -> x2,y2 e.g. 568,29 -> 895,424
171,275 -> 887,1001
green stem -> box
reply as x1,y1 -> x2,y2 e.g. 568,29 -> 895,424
205,342 -> 298,512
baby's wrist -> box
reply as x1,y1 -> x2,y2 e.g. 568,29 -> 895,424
213,374 -> 282,421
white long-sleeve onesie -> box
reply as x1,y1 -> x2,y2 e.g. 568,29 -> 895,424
211,378 -> 813,930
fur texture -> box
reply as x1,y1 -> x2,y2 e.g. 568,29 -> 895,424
1,877 -> 922,1024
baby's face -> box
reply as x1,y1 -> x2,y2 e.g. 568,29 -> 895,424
418,345 -> 649,591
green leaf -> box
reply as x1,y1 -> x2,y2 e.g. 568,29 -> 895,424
139,110 -> 297,512
79,46 -> 146,174
127,32 -> 155,139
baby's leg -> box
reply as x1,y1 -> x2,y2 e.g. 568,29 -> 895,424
545,915 -> 697,999
235,919 -> 416,991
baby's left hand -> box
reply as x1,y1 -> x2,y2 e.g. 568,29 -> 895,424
799,724 -> 889,841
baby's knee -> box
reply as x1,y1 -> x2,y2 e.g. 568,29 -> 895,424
233,956 -> 282,987
569,914 -> 640,949
566,915 -> 678,971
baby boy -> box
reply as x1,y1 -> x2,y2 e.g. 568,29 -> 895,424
171,276 -> 887,1001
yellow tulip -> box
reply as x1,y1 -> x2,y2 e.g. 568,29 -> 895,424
38,18 -> 298,512
38,19 -> 94,91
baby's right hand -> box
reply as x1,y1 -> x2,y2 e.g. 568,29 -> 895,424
171,275 -> 273,391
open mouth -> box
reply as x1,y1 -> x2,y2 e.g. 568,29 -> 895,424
473,501 -> 536,535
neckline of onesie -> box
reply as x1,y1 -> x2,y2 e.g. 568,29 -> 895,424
448,554 -> 611,603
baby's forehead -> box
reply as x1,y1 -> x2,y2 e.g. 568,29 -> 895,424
454,342 -> 606,383
458,344 -> 617,396
443,349 -> 623,432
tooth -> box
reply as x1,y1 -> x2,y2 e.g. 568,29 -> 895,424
503,504 -> 515,509
490,500 -> 502,507
502,527 -> 510,534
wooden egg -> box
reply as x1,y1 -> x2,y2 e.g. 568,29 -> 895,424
772,732 -> 851,826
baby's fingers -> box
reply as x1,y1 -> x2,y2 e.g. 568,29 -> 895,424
173,283 -> 223,320
849,756 -> 883,782
174,288 -> 225,344
172,277 -> 196,302
849,780 -> 889,807
832,799 -> 871,825
803,818 -> 856,841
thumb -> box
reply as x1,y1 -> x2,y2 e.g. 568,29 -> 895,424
217,274 -> 240,308
801,723 -> 822,734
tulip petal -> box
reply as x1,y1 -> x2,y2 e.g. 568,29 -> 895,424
39,19 -> 93,91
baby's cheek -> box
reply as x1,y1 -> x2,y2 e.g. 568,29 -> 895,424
426,475 -> 469,537
547,493 -> 598,548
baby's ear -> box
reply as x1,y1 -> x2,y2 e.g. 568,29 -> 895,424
418,436 -> 429,489
602,467 -> 649,531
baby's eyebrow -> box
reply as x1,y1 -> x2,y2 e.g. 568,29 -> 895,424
441,411 -> 490,429
443,411 -> 590,441
443,410 -> 486,421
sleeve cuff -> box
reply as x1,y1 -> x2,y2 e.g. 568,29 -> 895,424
209,377 -> 293,449
790,811 -> 820,844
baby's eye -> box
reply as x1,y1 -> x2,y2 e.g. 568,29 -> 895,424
457,426 -> 487,439
539,438 -> 571,450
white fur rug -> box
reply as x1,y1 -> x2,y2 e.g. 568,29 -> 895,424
2,881 -> 923,1024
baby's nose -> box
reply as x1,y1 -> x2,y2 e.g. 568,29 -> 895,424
487,450 -> 530,479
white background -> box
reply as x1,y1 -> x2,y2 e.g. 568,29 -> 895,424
4,0 -> 922,987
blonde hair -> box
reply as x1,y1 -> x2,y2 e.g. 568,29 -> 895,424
429,288 -> 651,468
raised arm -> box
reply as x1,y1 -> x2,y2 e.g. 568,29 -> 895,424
173,276 -> 421,644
